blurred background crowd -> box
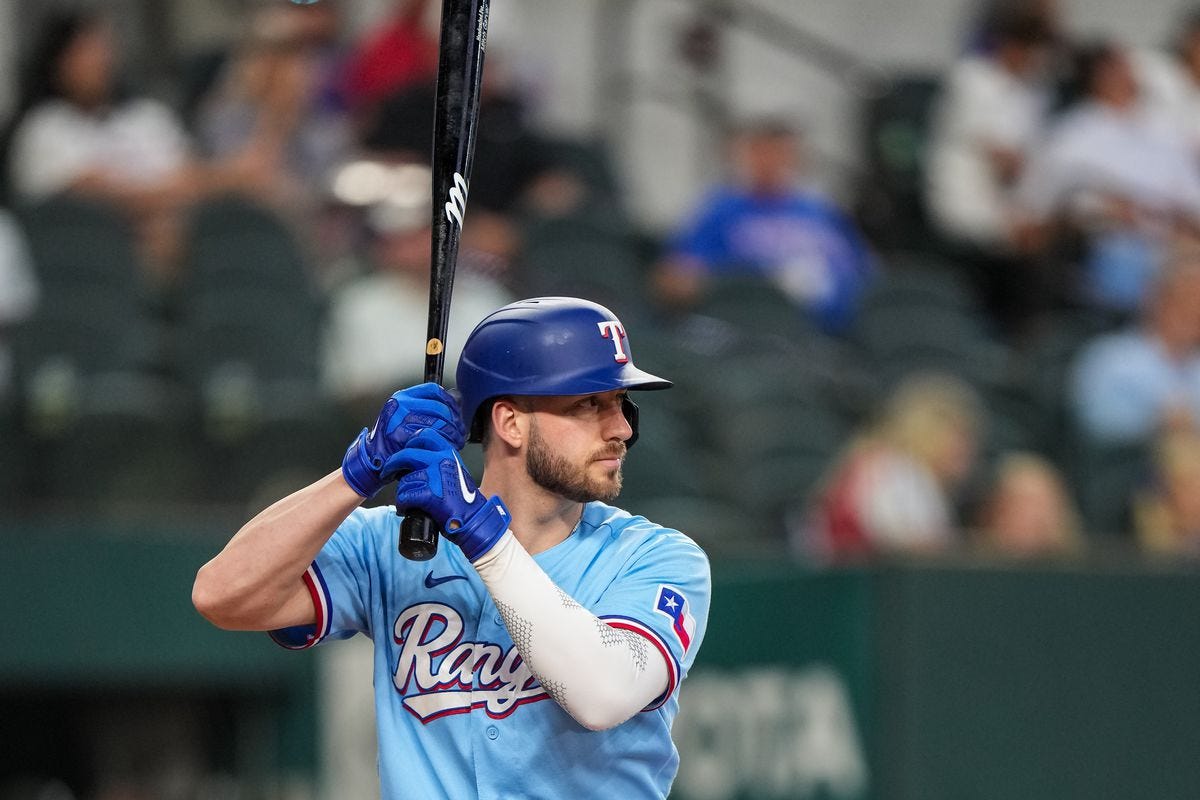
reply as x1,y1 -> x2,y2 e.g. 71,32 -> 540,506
6,0 -> 1200,798
6,0 -> 1200,566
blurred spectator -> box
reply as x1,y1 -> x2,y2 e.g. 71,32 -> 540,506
928,4 -> 1055,250
961,0 -> 1063,56
0,208 -> 36,400
358,51 -> 565,278
798,373 -> 984,563
973,452 -> 1083,558
364,75 -> 554,217
320,164 -> 511,413
1017,41 -> 1200,315
194,0 -> 352,208
340,0 -> 438,114
925,3 -> 1057,336
654,118 -> 875,336
1135,8 -> 1200,159
1071,248 -> 1200,445
1133,428 -> 1200,557
5,11 -> 274,284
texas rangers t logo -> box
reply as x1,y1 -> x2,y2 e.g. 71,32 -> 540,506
597,321 -> 629,363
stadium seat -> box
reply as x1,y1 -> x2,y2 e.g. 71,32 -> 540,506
12,197 -> 185,513
854,73 -> 942,251
1067,435 -> 1150,539
852,299 -> 1009,392
517,208 -> 651,323
16,197 -> 145,292
618,403 -> 710,505
185,195 -> 316,291
693,274 -> 814,342
176,198 -> 331,504
1019,309 -> 1120,463
0,391 -> 26,512
716,394 -> 846,504
859,256 -> 979,316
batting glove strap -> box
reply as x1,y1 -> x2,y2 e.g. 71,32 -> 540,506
447,495 -> 511,563
341,429 -> 384,498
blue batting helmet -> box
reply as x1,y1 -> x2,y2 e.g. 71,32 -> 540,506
456,297 -> 672,445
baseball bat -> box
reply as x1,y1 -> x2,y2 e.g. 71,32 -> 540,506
399,0 -> 491,560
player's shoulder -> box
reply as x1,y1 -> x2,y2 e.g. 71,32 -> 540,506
581,501 -> 709,560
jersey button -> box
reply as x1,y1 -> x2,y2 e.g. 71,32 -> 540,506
486,725 -> 499,740
493,613 -> 503,626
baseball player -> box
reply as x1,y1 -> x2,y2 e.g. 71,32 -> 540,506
193,297 -> 711,799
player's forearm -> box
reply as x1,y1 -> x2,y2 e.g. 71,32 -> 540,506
472,532 -> 669,731
193,470 -> 363,631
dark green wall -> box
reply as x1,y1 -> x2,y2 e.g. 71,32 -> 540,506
4,529 -> 1200,800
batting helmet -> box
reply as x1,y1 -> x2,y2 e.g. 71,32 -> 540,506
456,297 -> 672,445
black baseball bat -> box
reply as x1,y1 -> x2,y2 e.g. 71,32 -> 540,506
399,0 -> 491,560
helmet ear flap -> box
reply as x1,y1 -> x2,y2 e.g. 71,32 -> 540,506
622,396 -> 640,449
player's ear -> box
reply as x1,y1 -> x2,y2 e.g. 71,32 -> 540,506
490,398 -> 527,450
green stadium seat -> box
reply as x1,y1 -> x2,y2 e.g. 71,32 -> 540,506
16,197 -> 144,293
185,195 -> 315,291
1063,433 -> 1150,539
693,275 -> 814,341
176,199 -> 329,504
517,207 -> 651,323
12,197 -> 185,512
855,73 -> 942,251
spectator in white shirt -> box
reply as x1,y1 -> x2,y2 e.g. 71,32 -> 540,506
925,4 -> 1058,339
1134,9 -> 1200,162
1018,41 -> 1200,315
927,5 -> 1055,252
6,12 -> 275,285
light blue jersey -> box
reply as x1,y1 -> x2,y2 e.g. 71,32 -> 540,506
271,501 -> 711,799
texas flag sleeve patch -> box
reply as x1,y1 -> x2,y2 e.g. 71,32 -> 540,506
654,585 -> 696,654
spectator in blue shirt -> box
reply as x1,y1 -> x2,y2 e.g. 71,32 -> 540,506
1071,247 -> 1200,445
654,118 -> 874,336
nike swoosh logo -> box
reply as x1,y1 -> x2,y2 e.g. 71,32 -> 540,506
454,454 -> 477,503
424,571 -> 468,589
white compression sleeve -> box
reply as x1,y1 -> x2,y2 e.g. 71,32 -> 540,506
471,531 -> 670,731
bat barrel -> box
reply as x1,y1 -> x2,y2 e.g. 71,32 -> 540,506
399,0 -> 491,560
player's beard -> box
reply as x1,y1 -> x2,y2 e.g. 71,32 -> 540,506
525,419 -> 625,503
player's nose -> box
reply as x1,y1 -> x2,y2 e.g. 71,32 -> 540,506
603,400 -> 634,443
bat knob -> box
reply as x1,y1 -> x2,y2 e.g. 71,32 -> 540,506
400,511 -> 440,561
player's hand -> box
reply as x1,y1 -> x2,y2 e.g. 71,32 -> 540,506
341,383 -> 467,498
390,429 -> 510,562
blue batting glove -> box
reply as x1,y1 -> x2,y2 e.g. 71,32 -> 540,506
390,429 -> 510,562
341,383 -> 467,498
